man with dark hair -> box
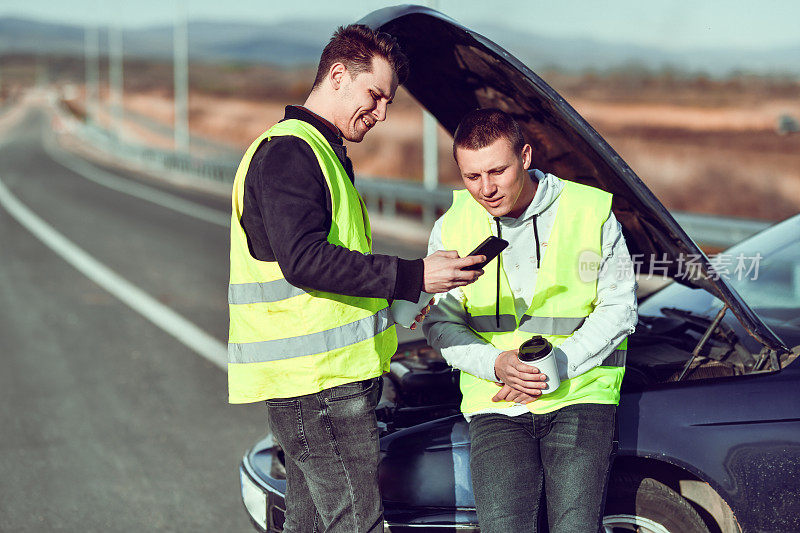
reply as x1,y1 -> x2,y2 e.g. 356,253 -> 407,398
313,24 -> 409,89
424,108 -> 637,532
227,24 -> 485,533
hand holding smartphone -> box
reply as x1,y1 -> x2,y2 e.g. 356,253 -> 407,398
395,238 -> 506,328
462,236 -> 508,271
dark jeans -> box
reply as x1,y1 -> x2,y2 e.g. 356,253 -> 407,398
468,403 -> 616,533
266,377 -> 383,533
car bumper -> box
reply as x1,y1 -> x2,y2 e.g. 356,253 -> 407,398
239,436 -> 286,533
239,437 -> 480,532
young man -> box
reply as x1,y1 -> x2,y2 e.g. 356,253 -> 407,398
424,108 -> 637,532
227,26 -> 484,532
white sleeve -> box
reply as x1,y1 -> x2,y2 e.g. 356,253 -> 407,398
556,212 -> 638,379
421,217 -> 503,382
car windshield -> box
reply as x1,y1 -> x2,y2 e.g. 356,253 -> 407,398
640,215 -> 800,332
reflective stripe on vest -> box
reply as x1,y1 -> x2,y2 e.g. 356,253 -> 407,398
602,347 -> 627,368
227,279 -> 305,304
465,314 -> 586,335
229,307 -> 393,363
440,177 -> 626,414
227,119 -> 397,403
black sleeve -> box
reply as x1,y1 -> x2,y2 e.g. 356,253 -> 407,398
251,136 -> 424,302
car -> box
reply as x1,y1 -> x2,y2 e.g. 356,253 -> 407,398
239,6 -> 800,533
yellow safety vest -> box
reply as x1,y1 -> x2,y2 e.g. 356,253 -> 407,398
228,119 -> 398,403
440,178 -> 626,414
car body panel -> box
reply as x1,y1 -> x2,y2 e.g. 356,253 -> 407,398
245,358 -> 800,532
618,360 -> 800,530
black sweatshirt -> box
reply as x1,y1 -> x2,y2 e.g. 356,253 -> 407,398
240,105 -> 424,302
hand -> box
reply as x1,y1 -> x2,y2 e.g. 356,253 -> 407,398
423,250 -> 485,294
409,298 -> 434,330
492,383 -> 539,404
494,349 -> 548,396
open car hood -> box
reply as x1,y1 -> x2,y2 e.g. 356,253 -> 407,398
360,5 -> 789,354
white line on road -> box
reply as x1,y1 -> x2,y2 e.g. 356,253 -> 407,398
0,177 -> 228,370
43,136 -> 230,227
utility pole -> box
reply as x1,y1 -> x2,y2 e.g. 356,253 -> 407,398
35,57 -> 48,88
422,110 -> 439,225
84,25 -> 100,126
173,1 -> 190,154
422,0 -> 440,225
109,24 -> 124,142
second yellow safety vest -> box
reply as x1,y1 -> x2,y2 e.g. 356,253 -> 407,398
440,178 -> 626,414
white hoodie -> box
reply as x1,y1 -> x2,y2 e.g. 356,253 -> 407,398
423,170 -> 638,419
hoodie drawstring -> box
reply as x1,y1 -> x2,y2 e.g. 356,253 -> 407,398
493,217 -> 502,328
493,214 -> 540,330
533,214 -> 540,269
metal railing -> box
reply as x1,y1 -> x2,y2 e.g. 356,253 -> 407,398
76,123 -> 239,183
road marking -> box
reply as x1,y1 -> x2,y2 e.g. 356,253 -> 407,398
43,136 -> 230,227
0,177 -> 228,370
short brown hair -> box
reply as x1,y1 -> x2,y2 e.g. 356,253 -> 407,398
313,24 -> 409,88
453,108 -> 525,160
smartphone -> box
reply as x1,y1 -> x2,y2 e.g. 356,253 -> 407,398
462,236 -> 509,271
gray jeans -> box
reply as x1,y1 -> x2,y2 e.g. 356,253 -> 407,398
468,403 -> 616,533
266,377 -> 383,533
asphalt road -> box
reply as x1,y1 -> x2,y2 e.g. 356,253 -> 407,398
0,100 -> 427,532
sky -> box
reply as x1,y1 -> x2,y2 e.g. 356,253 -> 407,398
1,0 -> 799,52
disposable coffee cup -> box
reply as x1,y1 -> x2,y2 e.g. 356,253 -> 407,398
518,336 -> 561,393
390,291 -> 434,329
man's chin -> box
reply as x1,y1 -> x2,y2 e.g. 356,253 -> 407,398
343,130 -> 367,143
482,203 -> 508,217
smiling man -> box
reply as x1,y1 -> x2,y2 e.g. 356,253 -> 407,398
227,25 -> 483,533
423,108 -> 637,532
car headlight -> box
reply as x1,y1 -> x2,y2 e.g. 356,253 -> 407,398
240,466 -> 267,530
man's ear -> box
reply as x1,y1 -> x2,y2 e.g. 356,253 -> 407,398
329,62 -> 347,90
521,143 -> 533,170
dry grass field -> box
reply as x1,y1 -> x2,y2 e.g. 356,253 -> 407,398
575,100 -> 800,219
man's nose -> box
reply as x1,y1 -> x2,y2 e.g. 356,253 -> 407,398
374,100 -> 388,122
480,176 -> 496,197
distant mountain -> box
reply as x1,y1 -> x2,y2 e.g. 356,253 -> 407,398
476,23 -> 800,76
126,20 -> 338,65
1,16 -> 799,76
0,17 -> 87,56
0,17 -> 336,66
